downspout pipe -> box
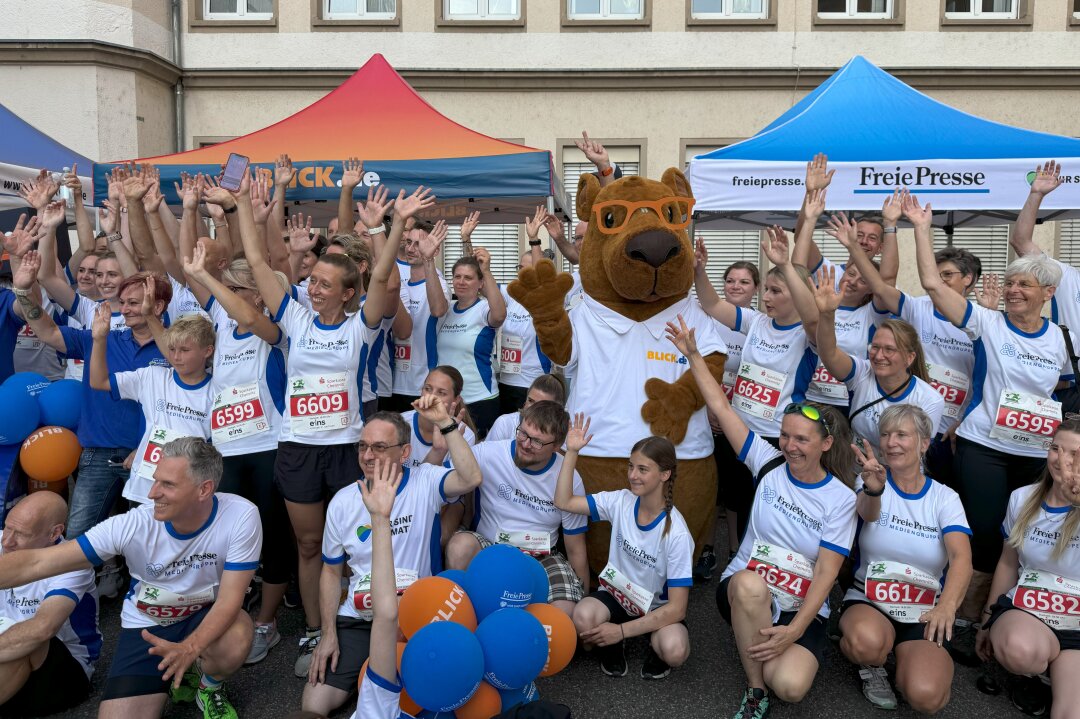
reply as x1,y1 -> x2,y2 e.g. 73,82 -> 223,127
172,0 -> 184,152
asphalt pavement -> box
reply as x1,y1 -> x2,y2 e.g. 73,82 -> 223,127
48,522 -> 1032,719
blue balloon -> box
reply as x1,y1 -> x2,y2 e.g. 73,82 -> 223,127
401,621 -> 484,713
3,372 -> 50,399
475,608 -> 548,690
499,682 -> 540,711
524,555 -> 549,604
0,383 -> 41,445
463,543 -> 537,620
437,568 -> 468,587
37,379 -> 81,430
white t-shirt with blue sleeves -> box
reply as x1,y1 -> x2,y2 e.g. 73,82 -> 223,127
434,298 -> 498,404
1001,483 -> 1080,602
351,667 -> 402,719
400,409 -> 476,469
499,285 -> 552,389
587,489 -> 693,612
841,357 -> 945,455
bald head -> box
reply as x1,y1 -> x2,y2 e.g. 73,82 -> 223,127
14,492 -> 67,527
1,492 -> 68,553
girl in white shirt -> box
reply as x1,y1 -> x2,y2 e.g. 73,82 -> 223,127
554,417 -> 693,681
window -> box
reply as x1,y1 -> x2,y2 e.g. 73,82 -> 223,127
817,0 -> 892,18
568,0 -> 643,20
561,145 -> 640,271
204,0 -> 273,19
934,225 -> 1011,308
691,0 -> 766,18
441,223 -> 521,287
1074,0 -> 1080,18
324,0 -> 395,18
684,145 -> 760,303
1058,220 -> 1080,266
944,0 -> 1017,19
445,0 -> 520,20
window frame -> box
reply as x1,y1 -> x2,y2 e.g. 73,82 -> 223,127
441,0 -> 523,21
563,0 -> 650,27
686,0 -> 774,27
312,0 -> 400,27
816,0 -> 894,20
814,0 -> 903,26
190,0 -> 278,28
689,0 -> 767,20
322,0 -> 397,19
941,0 -> 1030,26
203,0 -> 274,20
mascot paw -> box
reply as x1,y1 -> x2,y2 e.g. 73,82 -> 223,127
641,378 -> 696,445
507,259 -> 574,320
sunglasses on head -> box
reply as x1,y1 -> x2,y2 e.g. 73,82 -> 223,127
784,403 -> 831,436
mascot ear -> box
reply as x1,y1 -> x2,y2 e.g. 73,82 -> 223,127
576,172 -> 602,226
660,167 -> 694,200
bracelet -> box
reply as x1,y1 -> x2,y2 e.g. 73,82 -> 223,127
366,225 -> 386,236
619,625 -> 625,642
12,288 -> 29,297
883,227 -> 897,234
213,222 -> 227,228
119,207 -> 128,214
223,205 -> 237,214
862,484 -> 885,497
599,165 -> 614,178
528,239 -> 542,247
438,422 -> 458,436
106,233 -> 123,243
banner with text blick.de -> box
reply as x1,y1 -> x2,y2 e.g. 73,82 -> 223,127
687,158 -> 1080,213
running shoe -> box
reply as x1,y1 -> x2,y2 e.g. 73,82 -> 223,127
598,642 -> 627,677
947,619 -> 979,667
283,579 -> 301,610
693,546 -> 718,583
96,565 -> 125,600
732,687 -> 770,719
245,622 -> 281,665
1009,674 -> 1051,717
859,665 -> 898,710
293,631 -> 321,678
169,667 -> 200,704
196,685 -> 239,719
640,646 -> 671,680
242,576 -> 262,614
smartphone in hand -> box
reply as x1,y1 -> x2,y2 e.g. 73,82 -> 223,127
219,153 -> 250,192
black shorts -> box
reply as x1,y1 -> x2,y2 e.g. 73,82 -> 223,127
591,590 -> 688,633
101,607 -> 211,700
984,594 -> 1080,652
716,575 -> 828,666
274,441 -> 360,504
0,637 -> 90,716
384,394 -> 420,413
322,616 -> 372,692
841,598 -> 944,647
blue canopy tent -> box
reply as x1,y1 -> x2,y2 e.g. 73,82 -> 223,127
0,102 -> 93,212
688,56 -> 1080,230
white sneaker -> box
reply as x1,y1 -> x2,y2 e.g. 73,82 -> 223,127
859,665 -> 898,710
245,623 -> 281,665
96,566 -> 125,599
293,632 -> 321,678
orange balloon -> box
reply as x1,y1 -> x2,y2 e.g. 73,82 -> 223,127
455,681 -> 501,719
398,576 -> 477,639
356,644 -> 421,716
20,426 -> 80,483
525,602 -> 577,677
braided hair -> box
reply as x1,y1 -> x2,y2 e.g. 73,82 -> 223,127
630,436 -> 678,537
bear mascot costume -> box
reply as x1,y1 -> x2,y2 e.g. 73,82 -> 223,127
509,167 -> 728,575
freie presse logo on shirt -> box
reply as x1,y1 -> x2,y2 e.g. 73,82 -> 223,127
998,343 -> 1058,372
219,348 -> 257,367
296,337 -> 349,351
616,531 -> 659,569
769,493 -> 823,533
144,552 -> 219,579
876,512 -> 940,539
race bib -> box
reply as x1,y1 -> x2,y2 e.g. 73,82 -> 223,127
289,372 -> 350,433
598,563 -> 654,617
747,542 -> 813,612
134,583 -> 216,626
496,529 -> 552,557
16,324 -> 41,350
732,362 -> 787,421
138,426 -> 185,480
807,361 -> 849,402
925,363 -> 970,420
989,389 -> 1061,451
500,336 -> 524,375
1012,569 -> 1080,631
211,382 -> 268,444
722,369 -> 737,401
394,336 -> 411,373
351,568 -> 418,621
864,560 -> 940,623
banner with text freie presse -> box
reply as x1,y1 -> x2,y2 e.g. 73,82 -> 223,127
687,158 -> 1080,212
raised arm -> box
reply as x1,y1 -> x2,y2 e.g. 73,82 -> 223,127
692,238 -> 738,329
813,266 -> 855,381
3,214 -> 39,298
34,201 -> 78,312
877,189 -> 902,285
285,212 -> 316,284
185,242 -> 281,345
269,155 -> 296,272
63,165 -> 96,278
474,247 -> 506,329
1012,160 -> 1061,258
337,157 -> 363,236
418,220 -> 450,319
357,185 -> 409,326
234,173 -> 286,317
575,131 -> 615,188
542,212 -> 578,265
143,181 -> 185,283
828,212 -> 901,313
553,413 -> 593,516
88,303 -> 113,392
791,154 -> 833,270
359,458 -> 403,683
764,225 -> 818,339
414,394 -> 481,497
905,193 -> 967,326
665,315 -> 749,452
11,251 -> 64,352
122,166 -> 166,276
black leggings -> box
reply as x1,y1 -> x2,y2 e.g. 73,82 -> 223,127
498,383 -> 529,416
467,396 -> 502,440
713,433 -> 755,543
954,436 -> 1046,573
220,449 -> 296,585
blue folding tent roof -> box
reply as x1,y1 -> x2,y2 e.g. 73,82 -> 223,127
0,103 -> 91,171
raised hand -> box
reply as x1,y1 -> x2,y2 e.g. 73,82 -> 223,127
393,186 -> 435,221
142,182 -> 164,214
825,212 -> 858,251
122,172 -> 152,203
287,212 -> 314,245
249,174 -> 276,223
664,314 -> 698,357
201,181 -> 237,210
524,206 -> 546,241
100,201 -> 119,235
18,172 -> 59,210
575,131 -> 610,170
805,153 -> 835,192
975,273 -> 1001,310
358,185 -> 393,229
851,439 -> 886,493
565,412 -> 593,453
341,157 -> 363,189
3,214 -> 39,259
419,220 -> 447,261
359,457 -> 402,520
274,153 -> 296,187
183,241 -> 210,281
694,236 -> 709,271
542,212 -> 565,242
39,199 -> 67,230
412,392 -> 451,427
460,210 -> 480,241
1030,160 -> 1062,197
473,246 -> 491,272
91,301 -> 112,341
813,266 -> 842,314
13,249 -> 41,290
140,275 -> 157,317
881,187 -> 904,226
801,187 -> 827,222
760,225 -> 790,266
176,173 -> 201,211
63,163 -> 82,194
901,192 -> 932,229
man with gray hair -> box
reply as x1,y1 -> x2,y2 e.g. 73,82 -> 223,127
0,437 -> 262,719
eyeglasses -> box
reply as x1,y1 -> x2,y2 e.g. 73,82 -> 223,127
938,270 -> 963,282
783,403 -> 831,436
1003,280 -> 1047,290
868,344 -> 900,357
357,441 -> 405,455
515,426 -> 557,450
591,197 -> 695,235
226,285 -> 254,294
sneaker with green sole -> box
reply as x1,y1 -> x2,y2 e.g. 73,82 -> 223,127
732,687 -> 770,719
169,668 -> 200,704
196,685 -> 238,719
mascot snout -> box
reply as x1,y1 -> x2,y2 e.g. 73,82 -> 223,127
625,229 -> 681,269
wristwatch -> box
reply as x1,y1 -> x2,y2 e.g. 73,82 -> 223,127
528,240 -> 542,247
438,422 -> 458,435
883,227 -> 897,234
